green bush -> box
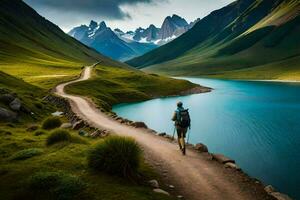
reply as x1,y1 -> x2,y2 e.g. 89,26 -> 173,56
29,171 -> 87,200
10,148 -> 43,160
42,116 -> 62,130
46,129 -> 71,146
34,130 -> 46,136
88,136 -> 142,178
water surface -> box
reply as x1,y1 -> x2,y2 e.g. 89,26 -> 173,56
113,78 -> 300,199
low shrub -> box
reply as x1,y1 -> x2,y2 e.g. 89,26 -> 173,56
46,129 -> 71,146
88,136 -> 142,178
10,148 -> 43,160
42,116 -> 62,130
29,171 -> 87,200
34,130 -> 46,136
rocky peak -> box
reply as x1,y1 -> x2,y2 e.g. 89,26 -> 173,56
99,21 -> 107,31
89,20 -> 98,30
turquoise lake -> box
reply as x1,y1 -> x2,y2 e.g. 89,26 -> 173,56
113,78 -> 300,199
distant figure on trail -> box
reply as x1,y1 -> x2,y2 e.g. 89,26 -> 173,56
172,101 -> 191,155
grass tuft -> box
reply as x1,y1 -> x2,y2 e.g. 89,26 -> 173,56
42,117 -> 62,130
29,171 -> 87,200
46,129 -> 71,146
88,136 -> 142,178
10,148 -> 43,160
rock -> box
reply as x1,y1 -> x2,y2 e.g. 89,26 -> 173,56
9,98 -> 21,111
148,179 -> 159,188
60,123 -> 72,129
158,132 -> 166,136
90,129 -> 102,137
265,185 -> 275,193
72,120 -> 85,130
224,162 -> 240,170
132,121 -> 148,129
0,94 -> 15,104
168,185 -> 175,189
212,154 -> 235,164
202,152 -> 213,160
153,189 -> 169,196
0,107 -> 17,122
194,143 -> 208,153
51,111 -> 63,117
270,192 -> 293,200
26,125 -> 39,132
177,195 -> 184,199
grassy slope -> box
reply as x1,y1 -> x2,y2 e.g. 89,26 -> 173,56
66,64 -> 197,110
0,0 -> 125,89
0,69 -> 173,200
129,0 -> 300,81
0,71 -> 55,120
0,125 -> 174,200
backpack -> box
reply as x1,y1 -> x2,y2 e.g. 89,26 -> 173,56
178,109 -> 191,128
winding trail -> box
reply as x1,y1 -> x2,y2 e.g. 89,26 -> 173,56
55,65 -> 273,200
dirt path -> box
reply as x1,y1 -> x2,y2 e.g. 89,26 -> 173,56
55,65 -> 273,200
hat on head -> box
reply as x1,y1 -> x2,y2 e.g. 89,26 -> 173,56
177,101 -> 183,107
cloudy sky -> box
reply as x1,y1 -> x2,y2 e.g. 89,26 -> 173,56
24,0 -> 234,32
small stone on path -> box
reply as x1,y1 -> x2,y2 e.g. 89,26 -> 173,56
153,189 -> 170,196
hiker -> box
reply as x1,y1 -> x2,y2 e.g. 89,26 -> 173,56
172,101 -> 191,155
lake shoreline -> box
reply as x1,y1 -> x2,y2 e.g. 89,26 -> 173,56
113,77 -> 298,199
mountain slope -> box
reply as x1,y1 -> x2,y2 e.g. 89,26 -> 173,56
0,0 -> 127,88
68,21 -> 157,61
0,0 -> 124,67
127,0 -> 300,80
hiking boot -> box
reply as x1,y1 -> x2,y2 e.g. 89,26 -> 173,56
182,147 -> 186,155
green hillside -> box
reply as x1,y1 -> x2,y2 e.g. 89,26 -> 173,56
127,0 -> 300,81
0,0 -> 125,88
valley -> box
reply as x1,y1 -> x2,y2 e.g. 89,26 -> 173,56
128,0 -> 300,81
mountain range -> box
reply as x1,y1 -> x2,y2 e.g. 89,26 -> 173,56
68,15 -> 199,61
117,15 -> 200,45
127,0 -> 300,81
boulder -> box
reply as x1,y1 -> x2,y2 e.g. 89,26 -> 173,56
194,143 -> 208,153
153,189 -> 170,196
224,162 -> 240,170
212,154 -> 235,164
264,185 -> 275,193
9,98 -> 21,111
0,107 -> 17,122
60,123 -> 72,129
270,192 -> 293,200
132,121 -> 148,129
72,120 -> 85,130
0,94 -> 15,104
148,179 -> 159,188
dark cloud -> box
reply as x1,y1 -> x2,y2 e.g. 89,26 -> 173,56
24,0 -> 163,19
